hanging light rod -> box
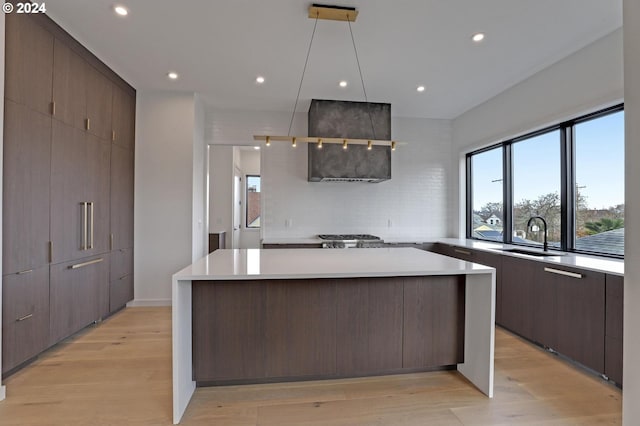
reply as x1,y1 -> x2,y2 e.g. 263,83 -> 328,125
254,4 -> 401,151
254,135 -> 396,148
308,4 -> 358,22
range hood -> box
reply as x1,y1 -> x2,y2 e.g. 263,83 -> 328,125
308,99 -> 392,183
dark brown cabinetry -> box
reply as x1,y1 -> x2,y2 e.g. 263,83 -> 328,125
1,267 -> 50,374
5,12 -> 53,115
50,122 -> 111,263
110,145 -> 135,251
2,101 -> 51,274
3,12 -> 136,375
403,275 -> 465,368
192,281 -> 266,382
109,248 -> 134,312
85,64 -> 113,140
336,278 -> 403,374
49,255 -> 109,344
52,38 -> 86,129
265,280 -> 337,378
498,256 -> 536,340
605,274 -> 623,384
192,276 -> 466,385
112,85 -> 136,150
549,266 -> 605,372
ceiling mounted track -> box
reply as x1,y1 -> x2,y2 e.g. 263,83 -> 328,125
308,4 -> 358,22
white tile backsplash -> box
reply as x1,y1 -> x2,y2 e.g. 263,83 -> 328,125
208,109 -> 454,241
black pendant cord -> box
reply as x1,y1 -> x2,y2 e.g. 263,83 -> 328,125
348,17 -> 376,141
288,13 -> 319,137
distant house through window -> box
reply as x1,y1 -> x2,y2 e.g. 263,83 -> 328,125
246,175 -> 261,228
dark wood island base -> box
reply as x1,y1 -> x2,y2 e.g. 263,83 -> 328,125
192,275 -> 465,385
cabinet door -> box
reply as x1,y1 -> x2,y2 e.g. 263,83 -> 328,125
5,14 -> 54,115
550,266 -> 605,373
52,39 -> 86,129
605,274 -> 623,384
2,266 -> 50,373
501,256 -> 536,340
336,278 -> 403,374
49,255 -> 108,343
403,275 -> 465,368
532,264 -> 557,349
3,101 -> 52,274
265,280 -> 336,378
85,134 -> 111,255
109,248 -> 133,312
110,144 -> 134,250
86,64 -> 113,140
192,281 -> 266,382
112,85 -> 136,150
50,121 -> 88,263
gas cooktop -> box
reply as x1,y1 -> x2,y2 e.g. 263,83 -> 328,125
318,234 -> 381,241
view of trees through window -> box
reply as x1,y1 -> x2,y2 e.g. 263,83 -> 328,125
512,131 -> 561,248
468,106 -> 624,256
574,110 -> 624,255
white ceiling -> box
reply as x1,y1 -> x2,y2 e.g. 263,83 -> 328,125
45,0 -> 622,119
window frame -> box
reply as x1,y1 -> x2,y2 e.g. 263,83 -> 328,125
245,174 -> 261,229
466,104 -> 624,259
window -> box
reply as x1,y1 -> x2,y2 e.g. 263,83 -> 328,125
245,175 -> 261,228
469,147 -> 504,242
466,105 -> 624,257
574,110 -> 624,256
512,130 -> 561,249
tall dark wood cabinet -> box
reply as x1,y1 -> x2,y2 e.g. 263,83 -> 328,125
3,12 -> 136,375
605,274 -> 623,385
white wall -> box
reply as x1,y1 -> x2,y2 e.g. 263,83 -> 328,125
134,91 -> 206,306
192,95 -> 207,262
454,29 -> 623,153
207,109 -> 454,241
209,145 -> 233,247
452,28 -> 623,237
0,10 -> 6,401
623,1 -> 640,423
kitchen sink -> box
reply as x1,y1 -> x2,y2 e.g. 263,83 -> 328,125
497,248 -> 568,257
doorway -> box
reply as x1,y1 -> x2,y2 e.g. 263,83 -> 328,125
209,145 -> 262,249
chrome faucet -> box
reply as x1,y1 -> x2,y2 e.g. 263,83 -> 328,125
527,216 -> 548,251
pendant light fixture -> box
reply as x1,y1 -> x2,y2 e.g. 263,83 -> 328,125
253,4 -> 398,151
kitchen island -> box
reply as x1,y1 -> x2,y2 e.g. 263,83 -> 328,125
172,248 -> 495,424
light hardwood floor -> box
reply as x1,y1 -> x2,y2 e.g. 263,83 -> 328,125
0,307 -> 621,425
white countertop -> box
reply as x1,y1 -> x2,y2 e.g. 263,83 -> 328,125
437,238 -> 624,276
173,247 -> 494,281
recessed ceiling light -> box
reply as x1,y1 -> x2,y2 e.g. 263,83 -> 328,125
114,5 -> 128,16
339,81 -> 348,88
254,146 -> 260,150
167,72 -> 179,80
417,86 -> 425,92
472,33 -> 485,42
256,76 -> 265,84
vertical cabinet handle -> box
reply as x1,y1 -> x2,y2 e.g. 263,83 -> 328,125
110,233 -> 114,251
51,101 -> 56,116
89,202 -> 94,249
86,118 -> 91,130
112,130 -> 116,141
82,202 -> 88,250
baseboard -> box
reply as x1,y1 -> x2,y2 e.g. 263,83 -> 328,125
127,298 -> 172,307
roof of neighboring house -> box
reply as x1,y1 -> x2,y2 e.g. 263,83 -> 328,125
575,228 -> 624,256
